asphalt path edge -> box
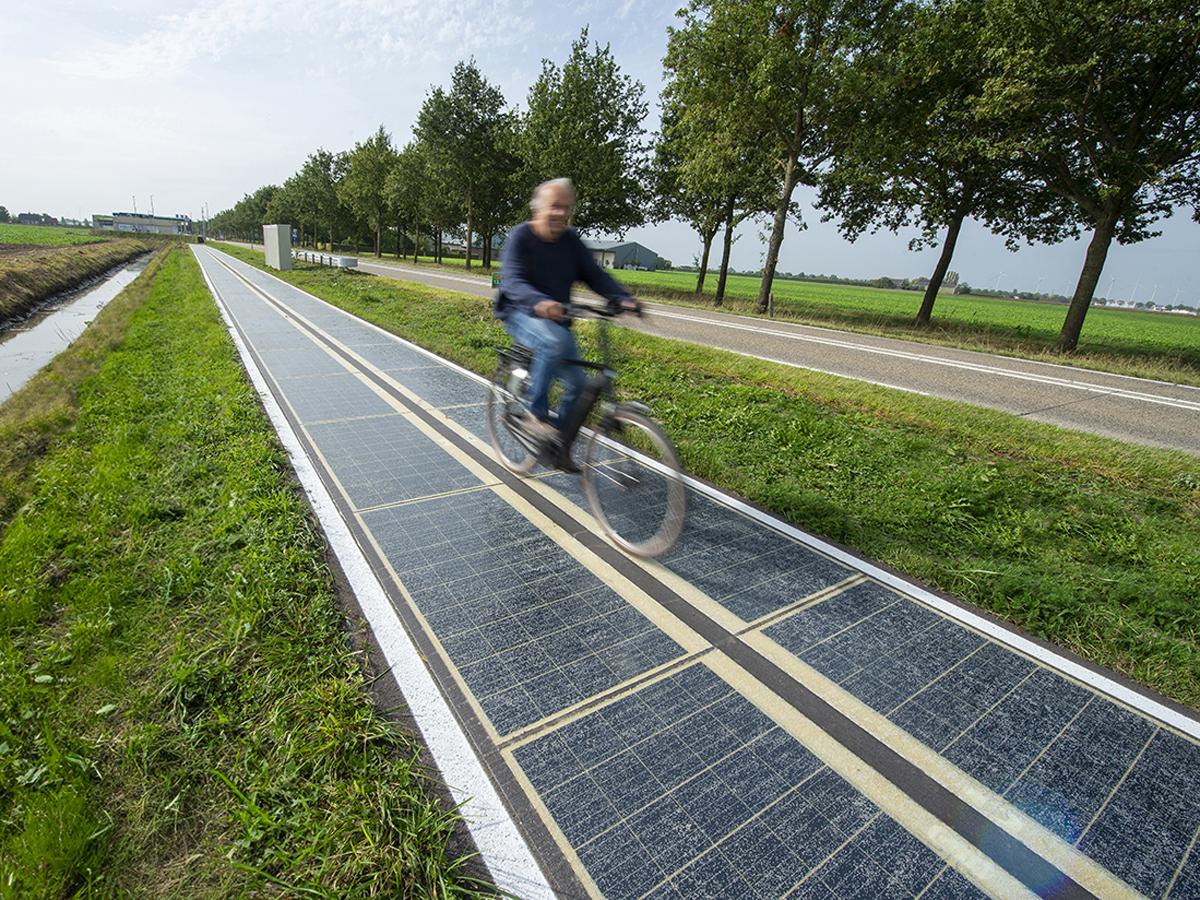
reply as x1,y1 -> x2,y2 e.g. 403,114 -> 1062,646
194,247 -> 556,900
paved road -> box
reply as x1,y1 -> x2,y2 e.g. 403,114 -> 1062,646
201,247 -> 1200,900
356,258 -> 1200,457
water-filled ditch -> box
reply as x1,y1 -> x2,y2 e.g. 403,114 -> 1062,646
0,255 -> 152,405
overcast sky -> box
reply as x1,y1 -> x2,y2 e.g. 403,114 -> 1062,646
3,0 -> 1198,306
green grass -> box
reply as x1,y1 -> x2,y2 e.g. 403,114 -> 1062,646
0,246 -> 490,899
614,269 -> 1200,385
214,243 -> 1200,711
0,224 -> 109,247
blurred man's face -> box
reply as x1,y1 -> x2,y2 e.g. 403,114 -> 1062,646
532,184 -> 574,241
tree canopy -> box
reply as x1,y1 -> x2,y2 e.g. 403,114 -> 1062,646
339,126 -> 397,258
978,0 -> 1200,350
520,27 -> 650,236
416,60 -> 520,268
666,0 -> 896,313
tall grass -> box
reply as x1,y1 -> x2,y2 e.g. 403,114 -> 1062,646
0,246 -> 489,899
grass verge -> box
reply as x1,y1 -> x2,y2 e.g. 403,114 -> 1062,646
0,246 -> 490,899
215,243 -> 1200,712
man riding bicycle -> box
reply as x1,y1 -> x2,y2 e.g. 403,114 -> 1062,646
495,178 -> 640,472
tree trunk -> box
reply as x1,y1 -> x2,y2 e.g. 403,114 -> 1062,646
374,219 -> 382,258
465,196 -> 474,269
1057,204 -> 1121,352
715,195 -> 736,308
757,156 -> 802,314
695,226 -> 717,294
916,210 -> 966,325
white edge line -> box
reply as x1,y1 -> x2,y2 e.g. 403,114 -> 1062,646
192,248 -> 556,900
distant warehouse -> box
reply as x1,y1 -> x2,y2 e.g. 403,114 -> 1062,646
584,240 -> 661,271
93,212 -> 194,235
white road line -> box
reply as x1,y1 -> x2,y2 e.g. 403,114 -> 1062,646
192,247 -> 557,900
649,308 -> 1200,412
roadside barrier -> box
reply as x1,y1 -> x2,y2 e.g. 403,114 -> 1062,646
292,250 -> 358,268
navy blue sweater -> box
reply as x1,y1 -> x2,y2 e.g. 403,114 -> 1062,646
495,222 -> 633,324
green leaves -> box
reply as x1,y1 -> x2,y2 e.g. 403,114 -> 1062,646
520,28 -> 651,236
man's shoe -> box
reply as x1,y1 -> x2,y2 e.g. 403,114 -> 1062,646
520,410 -> 557,440
554,451 -> 581,475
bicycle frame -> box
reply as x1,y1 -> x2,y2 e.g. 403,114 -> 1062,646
556,305 -> 628,450
488,301 -> 687,556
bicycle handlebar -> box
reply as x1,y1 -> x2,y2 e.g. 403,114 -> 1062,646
565,299 -> 643,320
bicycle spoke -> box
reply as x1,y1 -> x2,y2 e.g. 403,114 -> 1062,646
582,411 -> 687,558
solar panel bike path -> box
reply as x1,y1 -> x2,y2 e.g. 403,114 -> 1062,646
192,246 -> 1200,900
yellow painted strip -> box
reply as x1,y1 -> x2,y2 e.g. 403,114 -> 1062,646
740,624 -> 1146,900
631,554 -> 1145,900
704,651 -> 1040,900
500,744 -> 609,900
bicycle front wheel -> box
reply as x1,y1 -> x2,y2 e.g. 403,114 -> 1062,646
582,409 -> 687,558
486,366 -> 536,475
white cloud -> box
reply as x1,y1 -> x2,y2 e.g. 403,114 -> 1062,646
51,0 -> 542,82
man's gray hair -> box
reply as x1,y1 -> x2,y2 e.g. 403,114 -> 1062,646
531,178 -> 577,213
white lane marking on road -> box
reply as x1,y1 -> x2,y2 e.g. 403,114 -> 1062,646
359,260 -> 493,290
649,308 -> 1200,413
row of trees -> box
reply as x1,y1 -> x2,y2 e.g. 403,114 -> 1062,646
214,1 -> 1200,351
210,29 -> 648,271
662,0 -> 1200,350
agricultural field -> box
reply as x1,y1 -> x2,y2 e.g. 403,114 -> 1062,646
0,223 -> 108,251
616,268 -> 1200,379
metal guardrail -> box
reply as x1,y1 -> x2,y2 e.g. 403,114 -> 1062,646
292,250 -> 357,268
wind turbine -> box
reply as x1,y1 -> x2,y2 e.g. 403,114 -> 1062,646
994,271 -> 1005,291
1129,281 -> 1143,304
1107,275 -> 1117,301
1149,283 -> 1159,305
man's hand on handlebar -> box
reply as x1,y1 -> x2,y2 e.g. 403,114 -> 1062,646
534,300 -> 568,320
535,298 -> 641,320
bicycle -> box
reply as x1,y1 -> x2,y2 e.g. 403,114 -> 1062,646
485,302 -> 688,558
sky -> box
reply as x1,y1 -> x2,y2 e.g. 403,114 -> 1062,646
3,0 -> 1198,307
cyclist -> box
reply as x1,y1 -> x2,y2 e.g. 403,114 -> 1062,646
495,178 -> 640,472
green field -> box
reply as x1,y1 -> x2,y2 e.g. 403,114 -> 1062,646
0,223 -> 108,247
615,268 -> 1200,379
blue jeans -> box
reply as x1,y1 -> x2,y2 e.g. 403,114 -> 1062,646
503,312 -> 586,427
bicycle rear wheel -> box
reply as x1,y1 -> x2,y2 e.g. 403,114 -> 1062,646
581,409 -> 687,558
486,362 -> 536,475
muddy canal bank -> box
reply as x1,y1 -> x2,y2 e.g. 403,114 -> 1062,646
0,238 -> 156,327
